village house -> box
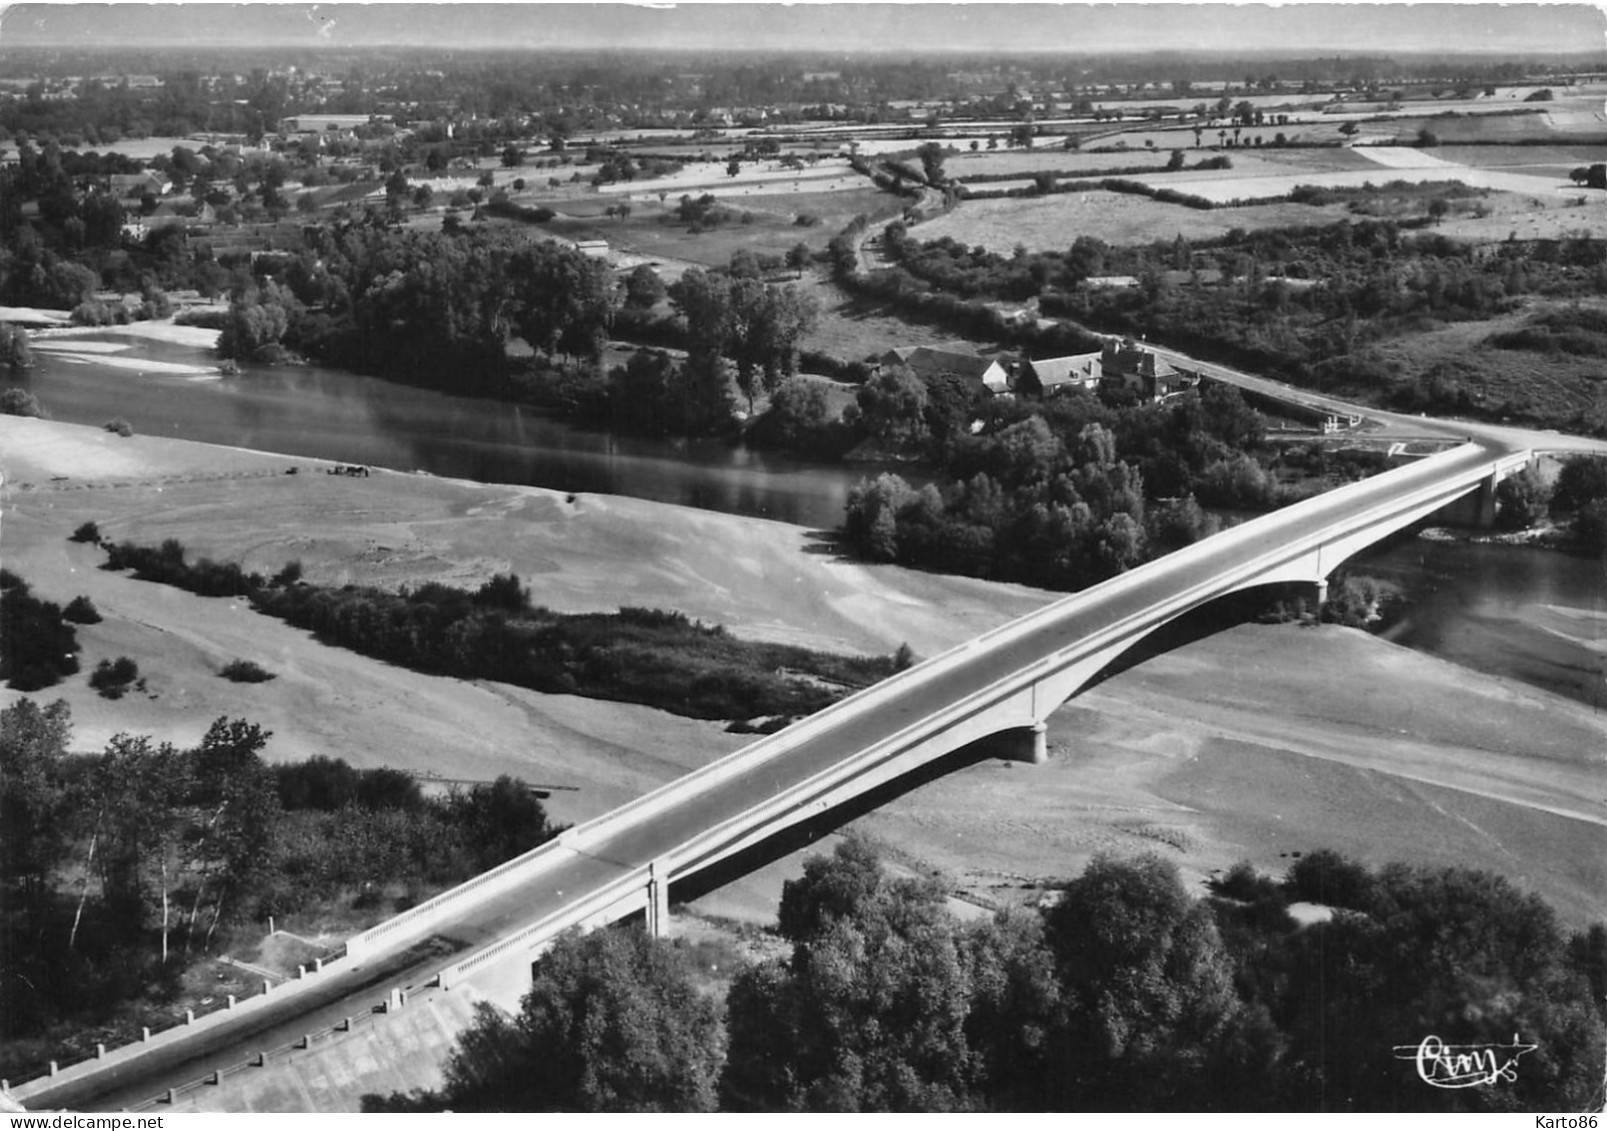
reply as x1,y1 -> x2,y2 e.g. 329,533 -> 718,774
1017,352 -> 1102,398
105,171 -> 171,200
1099,337 -> 1198,401
879,345 -> 1011,396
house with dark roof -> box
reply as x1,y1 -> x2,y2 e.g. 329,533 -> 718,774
879,345 -> 1011,396
1099,337 -> 1197,402
1018,352 -> 1102,398
105,172 -> 170,200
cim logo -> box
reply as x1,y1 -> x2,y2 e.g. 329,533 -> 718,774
1392,1034 -> 1538,1089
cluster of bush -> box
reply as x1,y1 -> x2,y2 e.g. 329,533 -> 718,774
267,758 -> 562,916
0,571 -> 81,691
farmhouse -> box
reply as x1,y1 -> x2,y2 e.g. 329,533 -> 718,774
1099,337 -> 1197,401
574,239 -> 610,258
105,171 -> 170,199
1017,352 -> 1102,398
880,345 -> 1011,395
279,113 -> 378,134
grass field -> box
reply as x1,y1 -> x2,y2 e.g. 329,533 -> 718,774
794,274 -> 999,362
535,187 -> 899,268
917,189 -> 1350,250
1435,144 -> 1607,169
943,147 -> 1175,178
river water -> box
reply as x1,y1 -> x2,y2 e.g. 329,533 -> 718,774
6,330 -> 1603,706
6,331 -> 883,532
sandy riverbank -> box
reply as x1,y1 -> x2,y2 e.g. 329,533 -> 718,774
23,317 -> 224,377
2,415 -> 1602,925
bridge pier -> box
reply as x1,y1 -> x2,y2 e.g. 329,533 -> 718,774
1313,578 -> 1328,607
982,722 -> 1048,765
646,858 -> 671,938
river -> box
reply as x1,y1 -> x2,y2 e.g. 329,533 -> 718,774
6,331 -> 888,532
6,329 -> 1603,707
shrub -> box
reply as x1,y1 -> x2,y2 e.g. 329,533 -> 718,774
103,419 -> 134,438
1284,848 -> 1375,910
219,659 -> 275,683
0,388 -> 45,418
70,521 -> 102,544
0,578 -> 80,690
272,559 -> 303,586
1212,859 -> 1285,904
89,656 -> 139,698
62,595 -> 102,624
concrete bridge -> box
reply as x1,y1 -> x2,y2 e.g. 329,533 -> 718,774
14,439 -> 1536,1113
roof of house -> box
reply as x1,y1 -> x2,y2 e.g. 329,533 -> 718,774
1102,338 -> 1180,381
1026,352 -> 1102,387
884,346 -> 1006,385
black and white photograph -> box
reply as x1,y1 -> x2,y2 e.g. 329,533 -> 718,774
0,0 -> 1603,1114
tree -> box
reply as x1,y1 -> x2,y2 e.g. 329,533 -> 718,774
381,927 -> 723,1111
847,364 -> 929,451
511,242 -> 619,364
1550,454 -> 1607,515
786,241 -> 811,279
0,698 -> 72,919
446,776 -> 557,872
623,265 -> 668,310
727,835 -> 1065,1112
759,377 -> 832,449
1494,465 -> 1550,530
1281,860 -> 1606,1110
1043,852 -> 1246,1108
501,144 -> 523,168
93,733 -> 193,960
186,718 -> 279,943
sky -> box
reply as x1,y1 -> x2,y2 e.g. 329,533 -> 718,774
1,2 -> 1603,55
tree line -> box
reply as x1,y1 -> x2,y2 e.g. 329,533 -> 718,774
368,835 -> 1606,1112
